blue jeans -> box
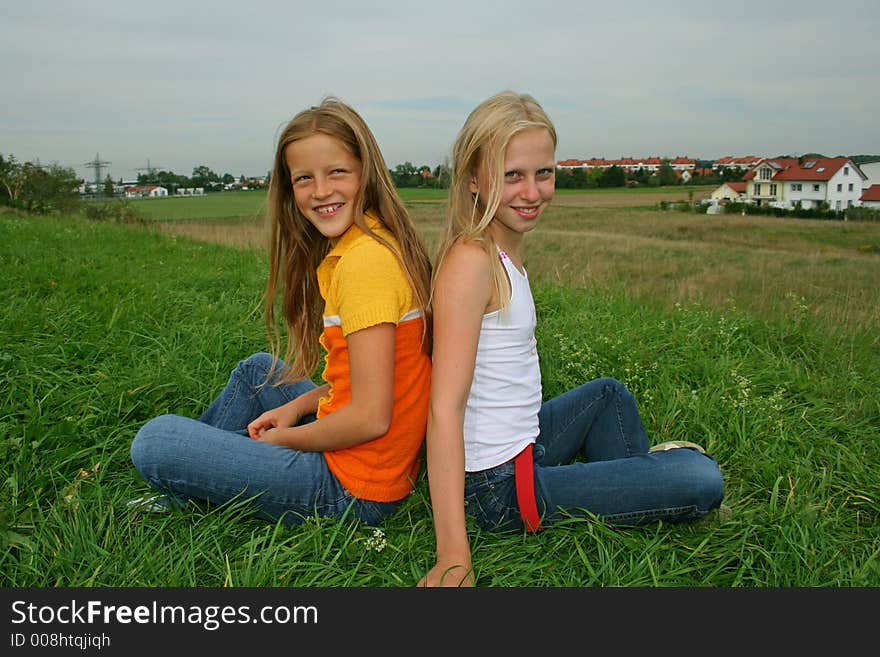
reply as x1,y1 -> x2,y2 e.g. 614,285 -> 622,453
463,378 -> 725,532
130,353 -> 400,526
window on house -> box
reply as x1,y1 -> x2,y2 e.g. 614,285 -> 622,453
836,201 -> 841,210
848,200 -> 854,208
792,183 -> 802,191
813,184 -> 820,192
754,183 -> 761,196
848,183 -> 854,192
770,184 -> 777,196
844,167 -> 849,175
837,184 -> 842,192
760,168 -> 771,180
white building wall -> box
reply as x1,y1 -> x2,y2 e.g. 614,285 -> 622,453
858,161 -> 880,186
785,181 -> 827,208
827,164 -> 864,210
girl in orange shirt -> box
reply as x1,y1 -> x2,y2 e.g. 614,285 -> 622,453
131,98 -> 432,526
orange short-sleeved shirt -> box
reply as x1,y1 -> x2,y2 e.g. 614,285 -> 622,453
315,213 -> 431,502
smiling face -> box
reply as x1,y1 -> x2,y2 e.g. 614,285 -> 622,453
470,126 -> 556,246
285,133 -> 363,244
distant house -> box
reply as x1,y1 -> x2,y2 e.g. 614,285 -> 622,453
859,184 -> 880,208
742,156 -> 867,211
858,160 -> 880,186
712,156 -> 763,173
125,185 -> 168,198
556,156 -> 694,174
710,181 -> 747,203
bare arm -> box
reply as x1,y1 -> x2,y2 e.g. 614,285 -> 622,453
252,322 -> 396,451
247,383 -> 330,439
418,241 -> 494,587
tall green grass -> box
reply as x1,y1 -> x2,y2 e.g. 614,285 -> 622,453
1,210 -> 877,586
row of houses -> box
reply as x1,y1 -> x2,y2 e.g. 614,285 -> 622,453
556,154 -> 774,184
122,185 -> 205,198
558,156 -> 700,172
708,157 -> 880,210
555,152 -> 880,209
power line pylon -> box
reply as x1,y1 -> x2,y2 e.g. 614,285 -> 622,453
83,153 -> 111,191
135,158 -> 161,182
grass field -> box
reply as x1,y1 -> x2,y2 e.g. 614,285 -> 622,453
123,186 -> 713,221
1,189 -> 878,588
150,189 -> 880,334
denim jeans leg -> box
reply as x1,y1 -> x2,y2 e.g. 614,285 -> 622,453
534,449 -> 724,526
533,378 -> 724,526
130,415 -> 399,525
198,352 -> 318,431
536,377 -> 651,465
129,353 -> 398,525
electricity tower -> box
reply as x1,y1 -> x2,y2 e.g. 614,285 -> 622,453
83,153 -> 111,193
135,158 -> 162,182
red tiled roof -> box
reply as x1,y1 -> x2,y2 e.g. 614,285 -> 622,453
860,184 -> 880,202
743,157 -> 852,182
727,182 -> 747,193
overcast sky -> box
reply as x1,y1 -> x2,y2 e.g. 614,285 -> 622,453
3,0 -> 878,183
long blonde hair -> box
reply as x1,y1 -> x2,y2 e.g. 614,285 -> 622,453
265,98 -> 432,382
433,91 -> 557,310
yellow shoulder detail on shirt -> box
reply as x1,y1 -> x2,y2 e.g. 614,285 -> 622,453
317,213 -> 415,336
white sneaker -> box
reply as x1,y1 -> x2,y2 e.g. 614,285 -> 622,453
125,494 -> 168,513
649,440 -> 707,454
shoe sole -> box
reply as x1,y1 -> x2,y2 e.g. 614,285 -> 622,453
649,440 -> 706,454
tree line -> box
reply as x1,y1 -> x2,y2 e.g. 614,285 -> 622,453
0,154 -> 81,214
3,150 -> 757,216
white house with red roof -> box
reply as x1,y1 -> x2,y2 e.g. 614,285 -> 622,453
860,185 -> 880,208
742,156 -> 867,211
125,185 -> 168,198
712,156 -> 763,172
857,160 -> 880,208
710,181 -> 748,203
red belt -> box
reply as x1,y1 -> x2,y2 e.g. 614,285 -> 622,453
514,443 -> 543,532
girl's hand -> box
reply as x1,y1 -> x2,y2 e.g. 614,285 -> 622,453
247,404 -> 300,440
418,561 -> 475,587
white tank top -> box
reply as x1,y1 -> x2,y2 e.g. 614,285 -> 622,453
463,249 -> 542,471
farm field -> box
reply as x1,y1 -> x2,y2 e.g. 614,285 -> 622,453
123,186 -> 713,221
146,188 -> 880,333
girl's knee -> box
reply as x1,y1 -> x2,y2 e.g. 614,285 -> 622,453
241,352 -> 273,368
237,352 -> 274,375
130,414 -> 178,472
599,377 -> 635,404
692,456 -> 725,509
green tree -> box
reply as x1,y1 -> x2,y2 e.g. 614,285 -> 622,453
192,165 -> 220,190
390,162 -> 420,187
600,165 -> 625,188
586,167 -> 604,188
1,154 -> 81,213
103,174 -> 116,198
658,160 -> 678,186
0,153 -> 26,205
433,160 -> 451,189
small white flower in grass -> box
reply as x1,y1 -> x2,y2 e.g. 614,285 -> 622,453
364,528 -> 386,553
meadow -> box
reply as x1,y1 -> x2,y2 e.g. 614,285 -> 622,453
1,186 -> 878,587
